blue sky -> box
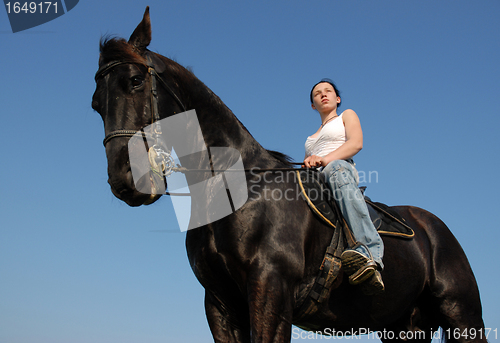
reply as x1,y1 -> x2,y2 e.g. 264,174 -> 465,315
1,1 -> 499,342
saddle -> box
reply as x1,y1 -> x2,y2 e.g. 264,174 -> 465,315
296,169 -> 414,238
293,169 -> 414,324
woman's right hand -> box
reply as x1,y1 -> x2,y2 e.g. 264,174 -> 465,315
303,155 -> 325,168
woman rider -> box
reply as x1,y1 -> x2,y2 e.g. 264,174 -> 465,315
303,79 -> 384,295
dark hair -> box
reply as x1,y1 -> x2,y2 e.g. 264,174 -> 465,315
310,78 -> 341,108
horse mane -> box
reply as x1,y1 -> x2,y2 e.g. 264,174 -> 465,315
266,150 -> 294,167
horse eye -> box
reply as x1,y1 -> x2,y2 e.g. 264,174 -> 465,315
131,76 -> 144,88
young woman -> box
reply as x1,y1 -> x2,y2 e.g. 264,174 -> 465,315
304,79 -> 384,294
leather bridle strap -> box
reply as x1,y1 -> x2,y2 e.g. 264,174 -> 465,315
95,53 -> 186,147
146,55 -> 186,114
102,130 -> 153,147
94,60 -> 133,81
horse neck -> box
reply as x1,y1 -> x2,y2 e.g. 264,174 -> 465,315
178,78 -> 269,169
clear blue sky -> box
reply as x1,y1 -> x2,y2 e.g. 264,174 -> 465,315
1,1 -> 499,342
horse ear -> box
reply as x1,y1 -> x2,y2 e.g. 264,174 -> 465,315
128,6 -> 152,55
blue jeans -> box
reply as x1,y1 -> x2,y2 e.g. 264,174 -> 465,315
322,160 -> 384,269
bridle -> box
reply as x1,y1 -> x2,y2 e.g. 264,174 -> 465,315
95,52 -> 186,147
95,52 -> 187,177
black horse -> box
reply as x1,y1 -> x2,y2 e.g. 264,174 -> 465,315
92,8 -> 486,343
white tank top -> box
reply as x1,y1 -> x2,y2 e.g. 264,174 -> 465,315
305,113 -> 346,157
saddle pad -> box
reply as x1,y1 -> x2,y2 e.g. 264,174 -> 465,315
296,170 -> 414,239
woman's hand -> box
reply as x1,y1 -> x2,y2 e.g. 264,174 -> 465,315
303,155 -> 325,168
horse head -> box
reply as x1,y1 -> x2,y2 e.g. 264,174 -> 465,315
92,7 -> 185,206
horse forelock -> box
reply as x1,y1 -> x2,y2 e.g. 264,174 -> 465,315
98,37 -> 147,66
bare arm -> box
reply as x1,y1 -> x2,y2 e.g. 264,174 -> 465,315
303,109 -> 363,168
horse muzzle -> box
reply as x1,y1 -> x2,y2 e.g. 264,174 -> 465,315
108,167 -> 165,207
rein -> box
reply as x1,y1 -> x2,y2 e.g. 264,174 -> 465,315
164,163 -> 313,196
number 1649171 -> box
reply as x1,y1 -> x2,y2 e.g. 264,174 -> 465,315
5,2 -> 58,14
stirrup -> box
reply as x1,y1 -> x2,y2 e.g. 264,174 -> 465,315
360,270 -> 385,295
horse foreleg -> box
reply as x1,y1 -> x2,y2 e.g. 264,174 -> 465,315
247,272 -> 294,343
205,290 -> 251,343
